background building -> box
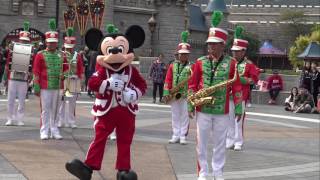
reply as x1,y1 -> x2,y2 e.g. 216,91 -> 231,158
0,0 -> 319,64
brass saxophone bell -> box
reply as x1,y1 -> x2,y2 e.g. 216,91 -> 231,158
175,93 -> 182,100
65,89 -> 73,98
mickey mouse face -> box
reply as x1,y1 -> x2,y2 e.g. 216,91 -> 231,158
85,25 -> 145,72
97,35 -> 133,71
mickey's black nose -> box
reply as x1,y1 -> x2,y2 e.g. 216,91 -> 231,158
109,47 -> 121,54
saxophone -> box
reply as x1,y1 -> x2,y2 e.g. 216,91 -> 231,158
163,66 -> 192,104
163,77 -> 190,104
187,64 -> 238,107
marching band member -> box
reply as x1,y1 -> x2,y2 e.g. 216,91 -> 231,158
4,21 -> 34,126
163,31 -> 192,145
227,26 -> 259,151
188,11 -> 242,180
33,19 -> 68,140
58,28 -> 84,128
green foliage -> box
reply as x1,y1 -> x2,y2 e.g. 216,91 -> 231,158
226,31 -> 260,60
234,26 -> 244,39
311,24 -> 320,32
279,10 -> 306,36
66,27 -> 74,37
23,21 -> 30,31
106,24 -> 117,34
211,11 -> 223,27
310,28 -> 320,42
289,25 -> 320,68
48,19 -> 56,31
180,31 -> 189,43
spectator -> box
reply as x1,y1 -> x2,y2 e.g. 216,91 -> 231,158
293,88 -> 314,113
284,87 -> 299,111
0,47 -> 6,85
310,61 -> 320,107
148,53 -> 166,103
267,69 -> 283,104
299,61 -> 312,93
317,94 -> 320,113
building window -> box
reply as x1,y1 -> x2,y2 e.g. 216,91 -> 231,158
21,1 -> 35,16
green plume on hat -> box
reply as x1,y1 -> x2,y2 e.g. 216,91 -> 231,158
66,27 -> 74,37
234,25 -> 244,39
23,21 -> 30,31
211,11 -> 223,27
106,24 -> 118,34
48,19 -> 56,31
181,31 -> 189,43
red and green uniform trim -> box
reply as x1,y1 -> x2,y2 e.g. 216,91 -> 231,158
33,50 -> 68,94
163,61 -> 192,99
188,55 -> 243,115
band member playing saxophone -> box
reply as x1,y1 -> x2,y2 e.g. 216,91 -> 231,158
163,31 -> 192,145
187,11 -> 242,180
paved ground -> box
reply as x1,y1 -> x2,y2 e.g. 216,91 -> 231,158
0,93 -> 319,180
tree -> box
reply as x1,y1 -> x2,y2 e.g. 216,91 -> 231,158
279,10 -> 308,37
288,25 -> 320,68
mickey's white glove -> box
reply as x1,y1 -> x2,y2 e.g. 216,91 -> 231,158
123,88 -> 138,104
107,76 -> 124,92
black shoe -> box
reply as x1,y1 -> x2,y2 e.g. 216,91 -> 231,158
117,170 -> 138,180
65,159 -> 93,180
152,99 -> 156,103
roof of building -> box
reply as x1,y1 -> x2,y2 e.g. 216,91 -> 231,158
188,4 -> 208,32
259,40 -> 286,56
298,42 -> 320,60
198,0 -> 319,6
204,0 -> 228,13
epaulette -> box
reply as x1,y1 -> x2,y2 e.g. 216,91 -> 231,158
198,56 -> 208,61
245,58 -> 253,64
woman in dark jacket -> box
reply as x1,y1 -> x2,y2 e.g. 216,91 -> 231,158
299,61 -> 312,93
310,61 -> 320,107
148,54 -> 166,103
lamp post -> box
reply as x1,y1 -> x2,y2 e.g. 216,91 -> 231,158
148,14 -> 157,56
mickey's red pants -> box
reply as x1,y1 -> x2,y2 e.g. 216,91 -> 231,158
84,106 -> 135,170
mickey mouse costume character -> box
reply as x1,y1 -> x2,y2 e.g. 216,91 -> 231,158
65,24 -> 146,180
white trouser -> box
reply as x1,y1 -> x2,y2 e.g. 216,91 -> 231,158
226,100 -> 235,148
196,112 -> 229,177
234,101 -> 246,146
58,94 -> 78,125
171,98 -> 189,138
40,89 -> 61,136
7,80 -> 28,121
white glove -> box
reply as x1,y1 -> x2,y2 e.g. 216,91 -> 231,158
107,76 -> 124,92
123,88 -> 138,104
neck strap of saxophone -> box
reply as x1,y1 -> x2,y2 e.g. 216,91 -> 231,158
210,55 -> 224,85
175,62 -> 187,85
